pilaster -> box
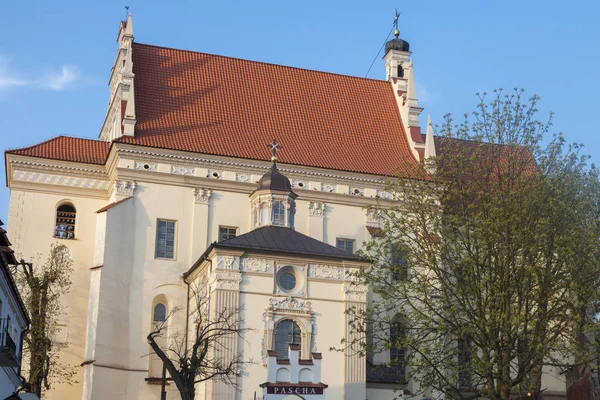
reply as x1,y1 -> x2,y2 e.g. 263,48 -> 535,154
190,188 -> 211,261
307,202 -> 326,241
206,260 -> 242,400
342,281 -> 368,400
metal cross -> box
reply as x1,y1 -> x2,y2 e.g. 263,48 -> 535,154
268,139 -> 282,157
394,9 -> 401,38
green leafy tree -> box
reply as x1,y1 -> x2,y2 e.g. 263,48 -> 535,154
13,243 -> 76,398
347,90 -> 600,400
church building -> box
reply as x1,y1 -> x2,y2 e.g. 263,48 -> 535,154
3,14 -> 568,400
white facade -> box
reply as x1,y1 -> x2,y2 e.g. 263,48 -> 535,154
3,14 -> 569,400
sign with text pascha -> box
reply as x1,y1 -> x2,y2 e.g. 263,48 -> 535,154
267,386 -> 324,395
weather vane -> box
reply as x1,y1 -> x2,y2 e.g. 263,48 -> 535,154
125,5 -> 130,19
394,9 -> 401,38
268,139 -> 282,162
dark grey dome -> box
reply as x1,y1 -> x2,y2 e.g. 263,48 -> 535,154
256,163 -> 293,192
385,38 -> 410,53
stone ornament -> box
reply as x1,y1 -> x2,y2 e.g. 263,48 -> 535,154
308,202 -> 326,217
343,283 -> 368,303
171,165 -> 195,176
134,161 -> 158,172
209,272 -> 242,291
269,296 -> 312,312
216,255 -> 240,270
308,264 -> 343,280
193,188 -> 211,204
114,180 -> 135,196
240,258 -> 273,273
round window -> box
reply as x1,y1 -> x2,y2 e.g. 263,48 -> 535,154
279,272 -> 296,291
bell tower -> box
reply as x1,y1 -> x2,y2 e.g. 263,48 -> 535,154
384,11 -> 427,160
99,10 -> 137,141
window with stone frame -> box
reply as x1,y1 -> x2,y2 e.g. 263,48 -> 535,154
272,201 -> 285,225
273,319 -> 301,358
219,226 -> 238,241
54,203 -> 76,239
336,238 -> 354,253
155,220 -> 176,259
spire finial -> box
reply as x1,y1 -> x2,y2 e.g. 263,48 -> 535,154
125,5 -> 130,18
393,9 -> 401,38
268,139 -> 282,162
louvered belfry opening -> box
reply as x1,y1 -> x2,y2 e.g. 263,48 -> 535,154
55,204 -> 76,239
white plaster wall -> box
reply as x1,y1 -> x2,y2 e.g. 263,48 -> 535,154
7,189 -> 105,400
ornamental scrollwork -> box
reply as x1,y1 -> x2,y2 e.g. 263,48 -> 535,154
343,283 -> 368,303
114,180 -> 135,196
308,202 -> 326,217
308,264 -> 343,280
193,188 -> 211,204
240,258 -> 273,273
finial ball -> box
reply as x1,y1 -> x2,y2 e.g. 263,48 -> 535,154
394,29 -> 400,38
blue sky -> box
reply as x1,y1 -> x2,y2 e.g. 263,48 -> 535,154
1,1 -> 598,224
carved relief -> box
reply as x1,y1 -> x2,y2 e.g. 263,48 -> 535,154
114,180 -> 135,196
322,184 -> 335,193
377,190 -> 393,200
366,208 -> 382,227
236,173 -> 250,182
269,296 -> 312,312
12,171 -> 110,190
240,258 -> 273,273
193,188 -> 211,204
343,283 -> 368,303
209,272 -> 242,291
171,165 -> 195,176
308,264 -> 344,280
216,255 -> 240,270
134,161 -> 157,172
308,202 -> 326,217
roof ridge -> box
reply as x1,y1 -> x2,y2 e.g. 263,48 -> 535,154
133,42 -> 390,85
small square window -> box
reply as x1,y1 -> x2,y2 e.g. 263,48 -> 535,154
336,238 -> 354,253
219,226 -> 238,241
156,220 -> 176,259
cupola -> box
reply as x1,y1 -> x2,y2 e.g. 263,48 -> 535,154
249,140 -> 297,230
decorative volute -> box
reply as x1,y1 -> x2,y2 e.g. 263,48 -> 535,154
249,140 -> 297,230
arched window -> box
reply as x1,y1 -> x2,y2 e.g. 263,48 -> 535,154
274,319 -> 301,358
55,203 -> 76,239
272,201 -> 285,226
153,303 -> 166,323
390,316 -> 407,382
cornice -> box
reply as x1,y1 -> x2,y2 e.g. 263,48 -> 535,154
7,156 -> 107,177
114,145 -> 389,185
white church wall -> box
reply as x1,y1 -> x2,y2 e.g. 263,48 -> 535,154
7,189 -> 105,400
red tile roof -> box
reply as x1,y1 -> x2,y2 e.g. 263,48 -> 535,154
115,43 -> 420,177
7,43 -> 423,178
95,196 -> 132,213
6,136 -> 110,165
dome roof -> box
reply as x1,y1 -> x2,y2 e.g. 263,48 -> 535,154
256,162 -> 294,193
385,38 -> 410,53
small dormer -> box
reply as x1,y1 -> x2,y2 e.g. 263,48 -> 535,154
249,140 -> 297,230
